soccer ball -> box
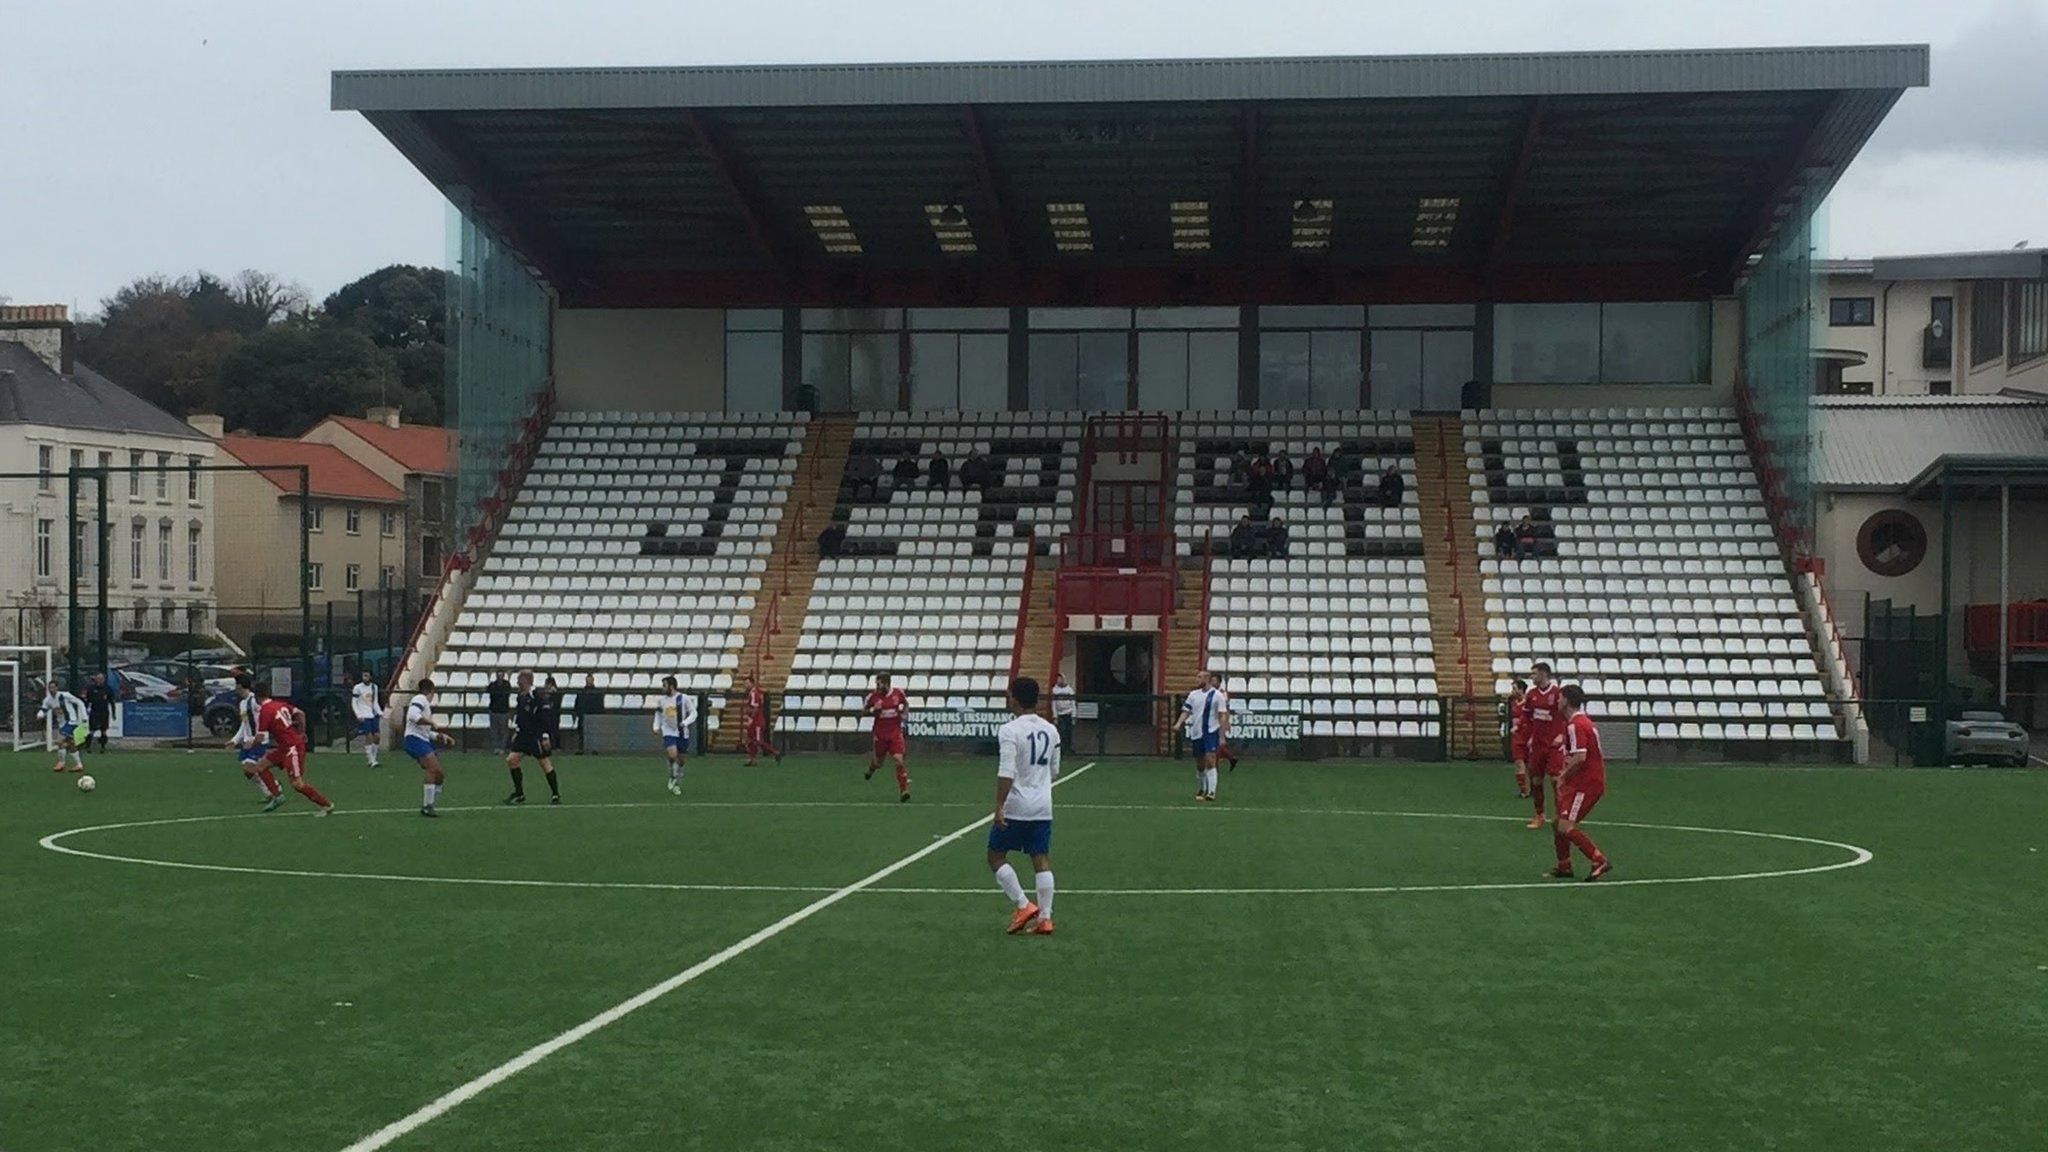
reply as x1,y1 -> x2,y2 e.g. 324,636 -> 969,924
76,774 -> 97,793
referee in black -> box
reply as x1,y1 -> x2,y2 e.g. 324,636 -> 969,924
502,671 -> 560,805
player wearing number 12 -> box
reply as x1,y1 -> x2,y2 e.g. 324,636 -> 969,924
987,676 -> 1060,936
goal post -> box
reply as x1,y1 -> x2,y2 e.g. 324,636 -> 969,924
0,645 -> 55,751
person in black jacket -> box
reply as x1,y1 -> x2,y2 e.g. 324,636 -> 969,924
502,671 -> 560,805
891,456 -> 920,490
574,674 -> 605,753
485,671 -> 514,753
927,451 -> 951,489
83,673 -> 114,752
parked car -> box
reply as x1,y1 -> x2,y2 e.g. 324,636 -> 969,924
202,688 -> 243,738
119,659 -> 241,701
113,668 -> 182,702
1945,708 -> 2030,767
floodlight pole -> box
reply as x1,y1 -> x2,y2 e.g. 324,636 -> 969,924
1998,482 -> 2009,709
96,469 -> 110,685
65,469 -> 81,688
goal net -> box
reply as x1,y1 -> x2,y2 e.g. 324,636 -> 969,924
0,646 -> 55,751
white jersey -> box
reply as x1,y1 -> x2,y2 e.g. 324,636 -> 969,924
42,691 -> 88,727
351,681 -> 383,721
1182,687 -> 1223,740
997,712 -> 1061,822
653,691 -> 698,737
1050,682 -> 1076,718
234,694 -> 264,746
404,694 -> 437,742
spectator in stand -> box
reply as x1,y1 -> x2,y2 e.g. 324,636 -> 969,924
1227,451 -> 1251,487
1493,521 -> 1518,558
891,456 -> 920,490
1272,449 -> 1295,491
847,454 -> 882,499
486,671 -> 514,751
1514,513 -> 1541,560
818,522 -> 848,558
928,450 -> 951,489
1051,673 -> 1076,750
1247,453 -> 1274,517
1326,445 -> 1353,504
1230,514 -> 1261,559
1266,514 -> 1290,559
1378,462 -> 1405,508
960,449 -> 994,493
1302,447 -> 1329,497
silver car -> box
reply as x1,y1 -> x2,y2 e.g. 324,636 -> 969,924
1944,709 -> 2030,767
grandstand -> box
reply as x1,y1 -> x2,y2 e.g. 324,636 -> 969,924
337,46 -> 1931,762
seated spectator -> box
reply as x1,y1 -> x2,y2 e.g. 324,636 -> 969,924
1272,450 -> 1295,491
892,456 -> 920,488
1266,515 -> 1289,559
1493,522 -> 1517,558
1514,514 -> 1540,560
1229,514 -> 1260,559
1325,446 -> 1353,504
1227,451 -> 1251,487
847,455 -> 882,499
1248,452 -> 1273,495
960,450 -> 996,493
928,451 -> 951,489
1378,463 -> 1405,508
818,523 -> 848,557
1302,447 -> 1329,494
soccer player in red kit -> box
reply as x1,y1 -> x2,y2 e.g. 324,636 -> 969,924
862,673 -> 911,802
741,674 -> 782,766
256,684 -> 334,816
1521,662 -> 1566,828
1546,684 -> 1612,881
1506,678 -> 1530,798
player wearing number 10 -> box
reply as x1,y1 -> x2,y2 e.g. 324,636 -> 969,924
988,676 -> 1060,936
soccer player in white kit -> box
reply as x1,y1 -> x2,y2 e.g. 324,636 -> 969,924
987,677 -> 1061,936
350,670 -> 384,768
654,675 -> 698,795
1179,673 -> 1225,802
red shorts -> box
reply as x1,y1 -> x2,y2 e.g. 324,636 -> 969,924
1557,784 -> 1603,824
871,729 -> 905,758
1527,742 -> 1565,778
265,743 -> 308,780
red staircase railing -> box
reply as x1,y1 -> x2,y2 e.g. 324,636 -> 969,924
1009,532 -> 1038,682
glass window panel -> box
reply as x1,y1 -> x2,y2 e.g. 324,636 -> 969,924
958,334 -> 1009,411
1137,331 -> 1190,409
1600,302 -> 1707,384
1257,305 -> 1363,328
1028,307 -> 1132,330
1027,333 -> 1080,410
907,308 -> 1008,330
908,333 -> 960,412
1369,329 -> 1422,410
802,333 -> 852,411
1134,306 -> 1238,330
1258,331 -> 1313,409
1366,304 -> 1476,327
1493,303 -> 1600,384
1076,332 -> 1129,411
724,332 -> 782,412
800,308 -> 902,331
848,333 -> 899,410
1309,329 -> 1363,408
1188,331 -> 1240,410
725,308 -> 783,332
1421,329 -> 1474,408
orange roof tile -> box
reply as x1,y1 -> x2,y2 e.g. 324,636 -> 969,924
323,415 -> 456,474
216,434 -> 407,503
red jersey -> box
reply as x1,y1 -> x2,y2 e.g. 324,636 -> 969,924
865,687 -> 908,737
745,686 -> 766,724
1563,712 -> 1606,792
1523,683 -> 1566,748
1509,695 -> 1530,758
257,698 -> 305,750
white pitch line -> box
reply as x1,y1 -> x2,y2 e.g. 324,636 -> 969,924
330,761 -> 1094,1152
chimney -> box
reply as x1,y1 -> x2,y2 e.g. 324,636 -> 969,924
187,413 -> 226,439
0,304 -> 73,374
366,405 -> 402,429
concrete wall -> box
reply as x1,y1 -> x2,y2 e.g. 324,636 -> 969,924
210,476 -> 408,643
1813,273 -> 1956,395
1486,297 -> 1737,410
554,308 -> 725,412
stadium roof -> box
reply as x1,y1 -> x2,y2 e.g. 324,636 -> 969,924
334,45 -> 1927,308
1811,395 -> 2048,492
216,435 -> 408,504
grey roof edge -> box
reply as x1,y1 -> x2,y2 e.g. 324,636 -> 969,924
1902,454 -> 2048,497
1871,249 -> 2048,283
332,44 -> 1929,111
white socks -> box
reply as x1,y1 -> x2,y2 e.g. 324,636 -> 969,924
423,782 -> 441,807
1197,767 -> 1216,795
994,862 -> 1028,909
69,751 -> 84,769
365,743 -> 379,767
668,761 -> 683,782
246,771 -> 271,798
1034,871 -> 1055,921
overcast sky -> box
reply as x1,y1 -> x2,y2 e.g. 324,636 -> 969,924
5,0 -> 2046,313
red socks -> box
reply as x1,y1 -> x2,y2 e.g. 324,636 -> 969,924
1552,829 -> 1572,868
257,768 -> 282,797
894,764 -> 909,793
294,780 -> 330,808
1532,785 -> 1546,818
1566,828 -> 1605,865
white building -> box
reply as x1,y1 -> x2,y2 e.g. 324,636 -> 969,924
1814,248 -> 2048,398
0,305 -> 219,650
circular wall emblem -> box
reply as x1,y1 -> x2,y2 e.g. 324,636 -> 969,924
1856,509 -> 1927,577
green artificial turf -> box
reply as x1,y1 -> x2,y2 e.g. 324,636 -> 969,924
2,746 -> 2043,1151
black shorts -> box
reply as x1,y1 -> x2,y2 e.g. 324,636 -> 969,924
508,731 -> 551,757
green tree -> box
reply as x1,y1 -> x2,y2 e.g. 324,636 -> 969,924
323,265 -> 447,424
213,319 -> 401,436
